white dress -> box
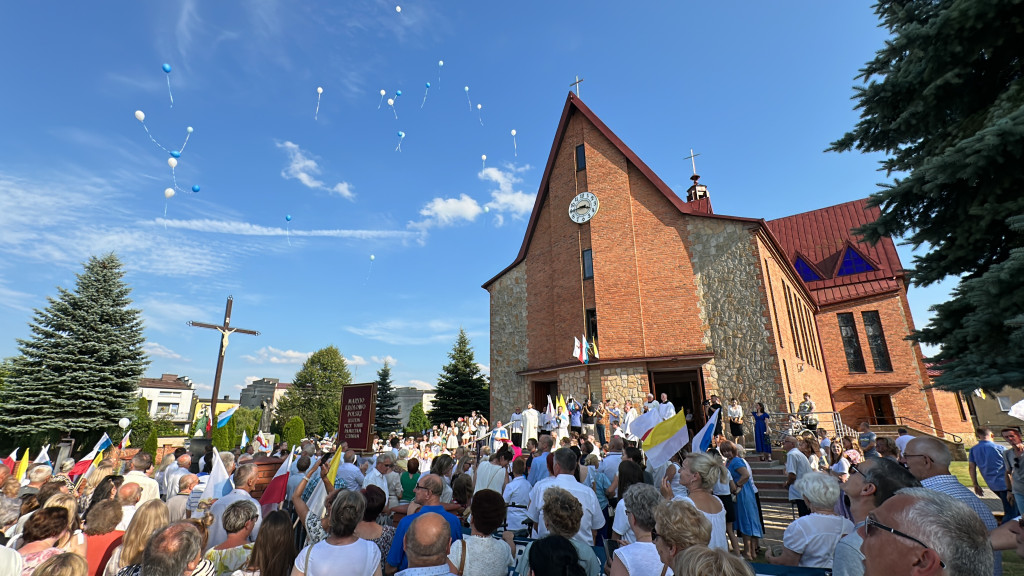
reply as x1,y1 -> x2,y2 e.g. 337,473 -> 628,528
615,541 -> 673,576
474,460 -> 506,494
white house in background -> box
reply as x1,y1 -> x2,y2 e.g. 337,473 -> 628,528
137,374 -> 197,433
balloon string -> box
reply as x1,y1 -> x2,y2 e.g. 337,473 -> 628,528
421,89 -> 428,109
315,94 -> 321,120
365,261 -> 374,284
179,131 -> 192,154
466,93 -> 473,111
395,138 -> 404,152
513,135 -> 518,157
377,94 -> 385,110
391,105 -> 398,120
171,167 -> 188,194
478,112 -> 484,127
142,124 -> 169,153
166,76 -> 174,108
286,226 -> 291,246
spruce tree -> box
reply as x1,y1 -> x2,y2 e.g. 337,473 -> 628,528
831,0 -> 1024,393
1,254 -> 148,444
406,402 -> 432,436
374,361 -> 401,435
428,328 -> 489,425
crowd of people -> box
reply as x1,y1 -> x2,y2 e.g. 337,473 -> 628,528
2,395 -> 1023,576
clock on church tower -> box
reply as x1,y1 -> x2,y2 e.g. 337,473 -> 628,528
569,192 -> 599,224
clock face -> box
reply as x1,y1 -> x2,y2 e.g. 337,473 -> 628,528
568,192 -> 599,224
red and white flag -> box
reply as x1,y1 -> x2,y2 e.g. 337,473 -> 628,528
259,450 -> 294,507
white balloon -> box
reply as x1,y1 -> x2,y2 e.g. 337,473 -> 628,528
395,5 -> 401,12
380,89 -> 386,96
484,206 -> 490,213
164,188 -> 175,199
118,417 -> 131,429
464,86 -> 469,92
317,86 -> 323,94
477,103 -> 482,110
370,254 -> 376,261
481,154 -> 487,161
167,158 -> 177,169
186,126 -> 194,133
511,129 -> 517,136
134,110 -> 145,122
387,98 -> 395,106
438,60 -> 444,67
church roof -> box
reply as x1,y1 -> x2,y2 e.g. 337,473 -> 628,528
482,93 -> 763,289
766,198 -> 905,307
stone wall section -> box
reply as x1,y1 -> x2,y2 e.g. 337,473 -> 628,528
487,263 -> 529,420
686,217 -> 782,437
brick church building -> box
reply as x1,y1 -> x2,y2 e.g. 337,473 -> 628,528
483,93 -> 971,439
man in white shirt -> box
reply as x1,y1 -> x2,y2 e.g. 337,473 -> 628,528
206,462 -> 262,550
124,452 -> 161,504
336,451 -> 365,491
363,452 -> 397,513
783,435 -> 813,517
163,453 -> 192,501
598,436 -> 624,484
894,427 -> 915,457
525,448 -> 605,546
510,408 -> 525,447
621,401 -> 639,441
116,482 -> 142,530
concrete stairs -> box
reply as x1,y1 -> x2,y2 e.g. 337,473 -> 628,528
747,458 -> 791,504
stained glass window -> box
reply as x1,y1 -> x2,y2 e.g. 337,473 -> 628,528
837,313 -> 867,373
837,247 -> 875,276
794,258 -> 822,282
861,311 -> 892,372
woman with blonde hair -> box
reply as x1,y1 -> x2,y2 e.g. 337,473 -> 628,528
653,500 -> 711,568
31,552 -> 89,576
660,452 -> 728,551
102,499 -> 169,576
44,493 -> 87,557
672,546 -> 753,576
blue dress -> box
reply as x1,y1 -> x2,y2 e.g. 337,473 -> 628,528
753,411 -> 771,454
728,457 -> 763,538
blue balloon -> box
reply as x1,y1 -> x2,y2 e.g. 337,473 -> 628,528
398,131 -> 405,137
162,63 -> 172,73
191,185 -> 200,193
285,214 -> 292,222
170,150 -> 181,158
425,82 -> 431,88
395,90 -> 402,97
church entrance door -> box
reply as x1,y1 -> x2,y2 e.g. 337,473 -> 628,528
650,370 -> 703,430
866,394 -> 896,425
533,380 -> 558,411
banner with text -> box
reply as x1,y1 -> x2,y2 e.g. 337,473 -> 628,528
338,383 -> 377,452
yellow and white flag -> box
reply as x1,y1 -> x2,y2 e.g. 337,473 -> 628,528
643,409 -> 691,467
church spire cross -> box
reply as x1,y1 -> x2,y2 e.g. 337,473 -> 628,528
570,75 -> 584,97
187,295 -> 260,434
684,149 -> 701,177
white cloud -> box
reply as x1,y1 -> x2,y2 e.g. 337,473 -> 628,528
371,355 -> 397,365
409,194 -> 483,230
476,363 -> 490,374
139,297 -> 215,334
345,319 -> 459,346
409,379 -> 435,390
346,355 -> 368,366
153,218 -> 416,240
277,141 -> 355,200
144,342 -> 184,360
480,165 -> 536,226
243,346 -> 311,364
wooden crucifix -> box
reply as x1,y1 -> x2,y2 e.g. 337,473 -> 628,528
188,296 -> 259,434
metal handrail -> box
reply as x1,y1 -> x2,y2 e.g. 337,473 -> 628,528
887,416 -> 963,444
762,411 -> 855,439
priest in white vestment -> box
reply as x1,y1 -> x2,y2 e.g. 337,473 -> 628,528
521,404 -> 540,447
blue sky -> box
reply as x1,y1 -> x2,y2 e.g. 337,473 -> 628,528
0,2 -> 953,403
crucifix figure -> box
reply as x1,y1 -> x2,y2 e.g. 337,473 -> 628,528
188,295 -> 259,434
570,75 -> 584,97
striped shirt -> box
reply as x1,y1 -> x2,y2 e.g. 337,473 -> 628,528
921,474 -> 1000,576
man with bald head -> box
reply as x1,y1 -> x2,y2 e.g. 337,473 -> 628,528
385,474 -> 462,574
903,435 -> 1000,574
396,512 -> 457,575
116,482 -> 142,530
337,449 -> 365,491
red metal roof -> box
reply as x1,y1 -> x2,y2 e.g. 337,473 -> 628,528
766,199 -> 905,307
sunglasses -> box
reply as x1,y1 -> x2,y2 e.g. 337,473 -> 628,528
651,527 -> 660,542
864,517 -> 945,568
849,463 -> 862,476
